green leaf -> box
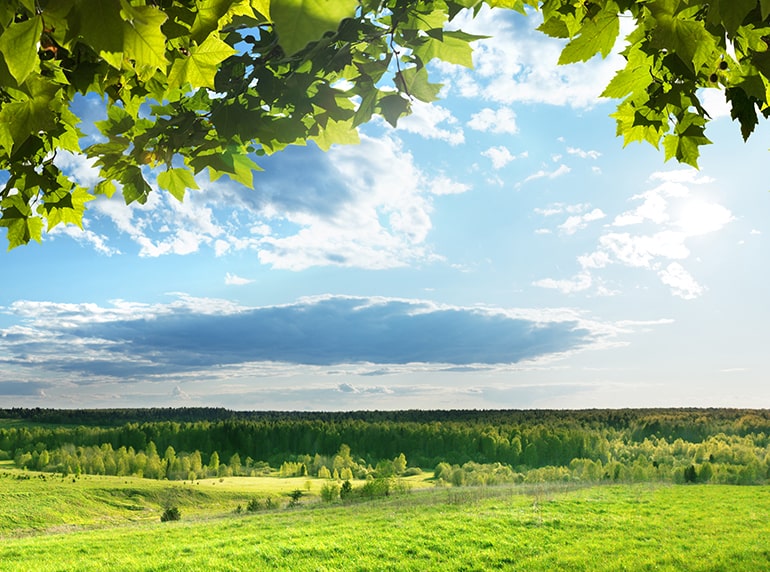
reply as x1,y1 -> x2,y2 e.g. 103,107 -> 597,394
719,0 -> 755,37
270,0 -> 357,55
95,179 -> 117,198
559,9 -> 619,64
96,105 -> 135,137
601,48 -> 654,99
74,0 -> 125,69
395,66 -> 442,103
44,186 -> 94,230
121,2 -> 169,77
120,165 -> 152,204
762,0 -> 770,20
251,0 -> 271,18
157,167 -> 199,201
650,13 -> 717,72
485,0 -> 534,14
2,216 -> 43,249
611,101 -> 667,149
311,118 -> 359,151
190,0 -> 237,43
0,15 -> 43,84
192,149 -> 260,188
0,192 -> 43,248
378,93 -> 410,127
411,30 -> 482,69
662,114 -> 711,168
168,34 -> 236,90
0,77 -> 60,152
725,87 -> 758,141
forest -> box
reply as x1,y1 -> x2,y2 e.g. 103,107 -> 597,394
2,408 -> 770,486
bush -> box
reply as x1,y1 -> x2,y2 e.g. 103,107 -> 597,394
402,467 -> 422,477
247,498 -> 262,512
320,482 -> 340,502
160,506 -> 180,522
287,489 -> 304,507
360,477 -> 391,499
340,479 -> 353,499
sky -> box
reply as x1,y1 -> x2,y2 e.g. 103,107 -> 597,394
1,7 -> 769,411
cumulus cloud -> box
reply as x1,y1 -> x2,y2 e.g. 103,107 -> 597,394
534,169 -> 733,299
567,147 -> 601,160
0,295 -> 619,381
482,146 -> 516,169
439,6 -> 629,108
395,101 -> 465,145
467,107 -> 519,134
559,208 -> 606,235
536,203 -> 604,235
225,273 -> 254,286
658,262 -> 704,300
57,133 -> 468,271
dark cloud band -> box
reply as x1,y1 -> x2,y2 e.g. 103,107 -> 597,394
2,296 -> 602,379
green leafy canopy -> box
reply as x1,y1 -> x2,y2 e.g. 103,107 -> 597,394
0,0 -> 767,248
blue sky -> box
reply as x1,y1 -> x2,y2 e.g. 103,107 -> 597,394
1,7 -> 769,410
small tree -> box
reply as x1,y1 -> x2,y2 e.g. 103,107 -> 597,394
320,482 -> 340,502
160,506 -> 180,522
393,453 -> 407,475
318,466 -> 331,479
340,480 -> 353,500
287,489 -> 304,507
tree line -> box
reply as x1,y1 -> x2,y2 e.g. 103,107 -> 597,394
2,408 -> 770,485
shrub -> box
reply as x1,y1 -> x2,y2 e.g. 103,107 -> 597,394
402,467 -> 422,477
247,498 -> 262,512
340,479 -> 353,499
320,482 -> 340,502
160,506 -> 180,522
287,489 -> 304,507
360,477 -> 391,499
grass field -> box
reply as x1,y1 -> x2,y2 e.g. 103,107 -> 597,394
1,468 -> 769,571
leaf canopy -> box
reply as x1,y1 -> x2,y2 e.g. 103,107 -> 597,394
0,0 -> 768,249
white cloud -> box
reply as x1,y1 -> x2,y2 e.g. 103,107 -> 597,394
429,175 -> 472,196
467,107 -> 519,134
567,146 -> 601,159
53,151 -> 101,188
482,146 -> 516,169
699,88 -> 731,119
172,385 -> 190,400
533,273 -> 592,294
71,132 -> 467,271
255,134 -> 444,270
559,208 -> 606,235
225,273 -> 254,286
395,101 -> 465,145
522,164 -> 571,184
674,201 -> 734,236
658,263 -> 704,300
441,6 -> 629,108
536,168 -> 732,299
48,224 -> 120,256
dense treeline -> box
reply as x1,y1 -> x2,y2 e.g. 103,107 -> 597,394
2,408 -> 770,485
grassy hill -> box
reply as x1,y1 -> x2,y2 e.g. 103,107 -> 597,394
1,466 -> 768,571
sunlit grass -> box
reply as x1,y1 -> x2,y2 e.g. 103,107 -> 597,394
2,472 -> 769,570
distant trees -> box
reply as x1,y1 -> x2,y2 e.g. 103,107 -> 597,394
5,409 -> 770,486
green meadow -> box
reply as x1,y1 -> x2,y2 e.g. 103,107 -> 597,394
1,466 -> 768,571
